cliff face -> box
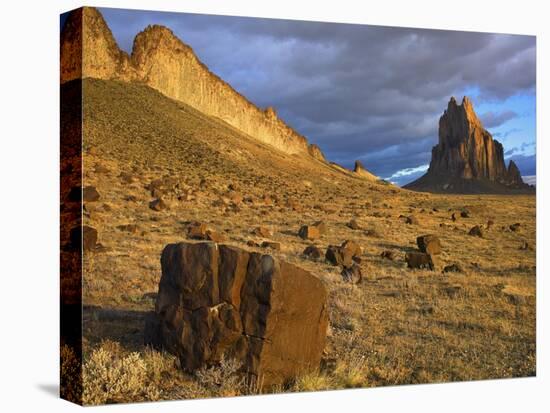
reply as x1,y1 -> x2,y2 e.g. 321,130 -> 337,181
430,96 -> 508,181
405,96 -> 531,193
61,7 -> 314,157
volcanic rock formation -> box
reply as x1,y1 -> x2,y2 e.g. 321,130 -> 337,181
60,7 -> 323,158
405,96 -> 532,193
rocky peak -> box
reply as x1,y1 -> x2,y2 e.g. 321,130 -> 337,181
507,160 -> 523,185
405,96 -> 530,193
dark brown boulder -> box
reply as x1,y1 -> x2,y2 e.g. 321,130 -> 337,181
303,245 -> 322,260
70,225 -> 97,251
145,242 -> 328,387
325,240 -> 362,267
187,221 -> 208,239
381,250 -> 395,260
443,263 -> 464,273
68,185 -> 101,202
468,225 -> 483,237
405,252 -> 434,270
416,234 -> 442,255
341,264 -> 362,284
510,223 -> 521,232
261,241 -> 281,250
460,210 -> 470,218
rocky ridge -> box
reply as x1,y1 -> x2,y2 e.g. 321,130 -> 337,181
61,7 -> 318,158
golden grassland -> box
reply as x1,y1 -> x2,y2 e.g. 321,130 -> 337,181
65,79 -> 536,404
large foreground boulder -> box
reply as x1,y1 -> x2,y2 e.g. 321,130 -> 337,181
145,242 -> 328,388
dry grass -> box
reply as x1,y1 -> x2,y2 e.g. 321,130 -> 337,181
71,78 -> 536,403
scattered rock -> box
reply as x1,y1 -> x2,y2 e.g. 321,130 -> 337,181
416,234 -> 442,255
261,241 -> 281,250
380,250 -> 395,261
341,240 -> 362,257
341,264 -> 362,284
510,223 -> 521,232
117,224 -> 139,233
149,197 -> 168,211
252,226 -> 273,238
468,225 -> 483,237
186,221 -> 207,237
325,240 -> 362,267
347,219 -> 360,230
405,252 -> 434,270
451,213 -> 456,222
145,242 -> 328,387
486,219 -> 494,229
405,215 -> 419,225
70,225 -> 98,251
68,185 -> 101,202
443,285 -> 461,298
205,230 -> 226,243
443,263 -> 463,273
119,171 -> 135,184
298,225 -> 321,240
303,245 -> 322,260
312,221 -> 327,235
460,210 -> 470,218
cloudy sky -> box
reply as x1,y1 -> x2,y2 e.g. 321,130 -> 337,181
97,7 -> 536,186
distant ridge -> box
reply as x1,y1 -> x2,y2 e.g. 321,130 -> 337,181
405,96 -> 534,194
60,7 -> 324,158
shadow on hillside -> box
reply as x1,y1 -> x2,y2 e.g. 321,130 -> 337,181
83,305 -> 150,351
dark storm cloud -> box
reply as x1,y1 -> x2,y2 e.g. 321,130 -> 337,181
101,8 -> 536,183
480,110 -> 518,128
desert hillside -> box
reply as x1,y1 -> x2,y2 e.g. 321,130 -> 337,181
64,77 -> 536,403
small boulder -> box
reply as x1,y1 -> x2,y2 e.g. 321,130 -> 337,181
261,241 -> 281,250
341,264 -> 362,284
460,210 -> 470,218
416,234 -> 442,255
381,250 -> 395,261
206,230 -> 226,243
443,263 -> 463,273
405,252 -> 434,270
119,172 -> 135,184
298,225 -> 321,240
312,221 -> 327,235
70,225 -> 98,251
68,186 -> 101,202
252,226 -> 273,238
509,223 -> 521,232
149,198 -> 168,211
468,225 -> 483,237
405,215 -> 419,225
303,245 -> 322,260
347,219 -> 360,230
117,224 -> 139,233
187,222 -> 208,239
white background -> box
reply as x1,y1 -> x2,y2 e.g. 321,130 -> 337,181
0,0 -> 547,411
